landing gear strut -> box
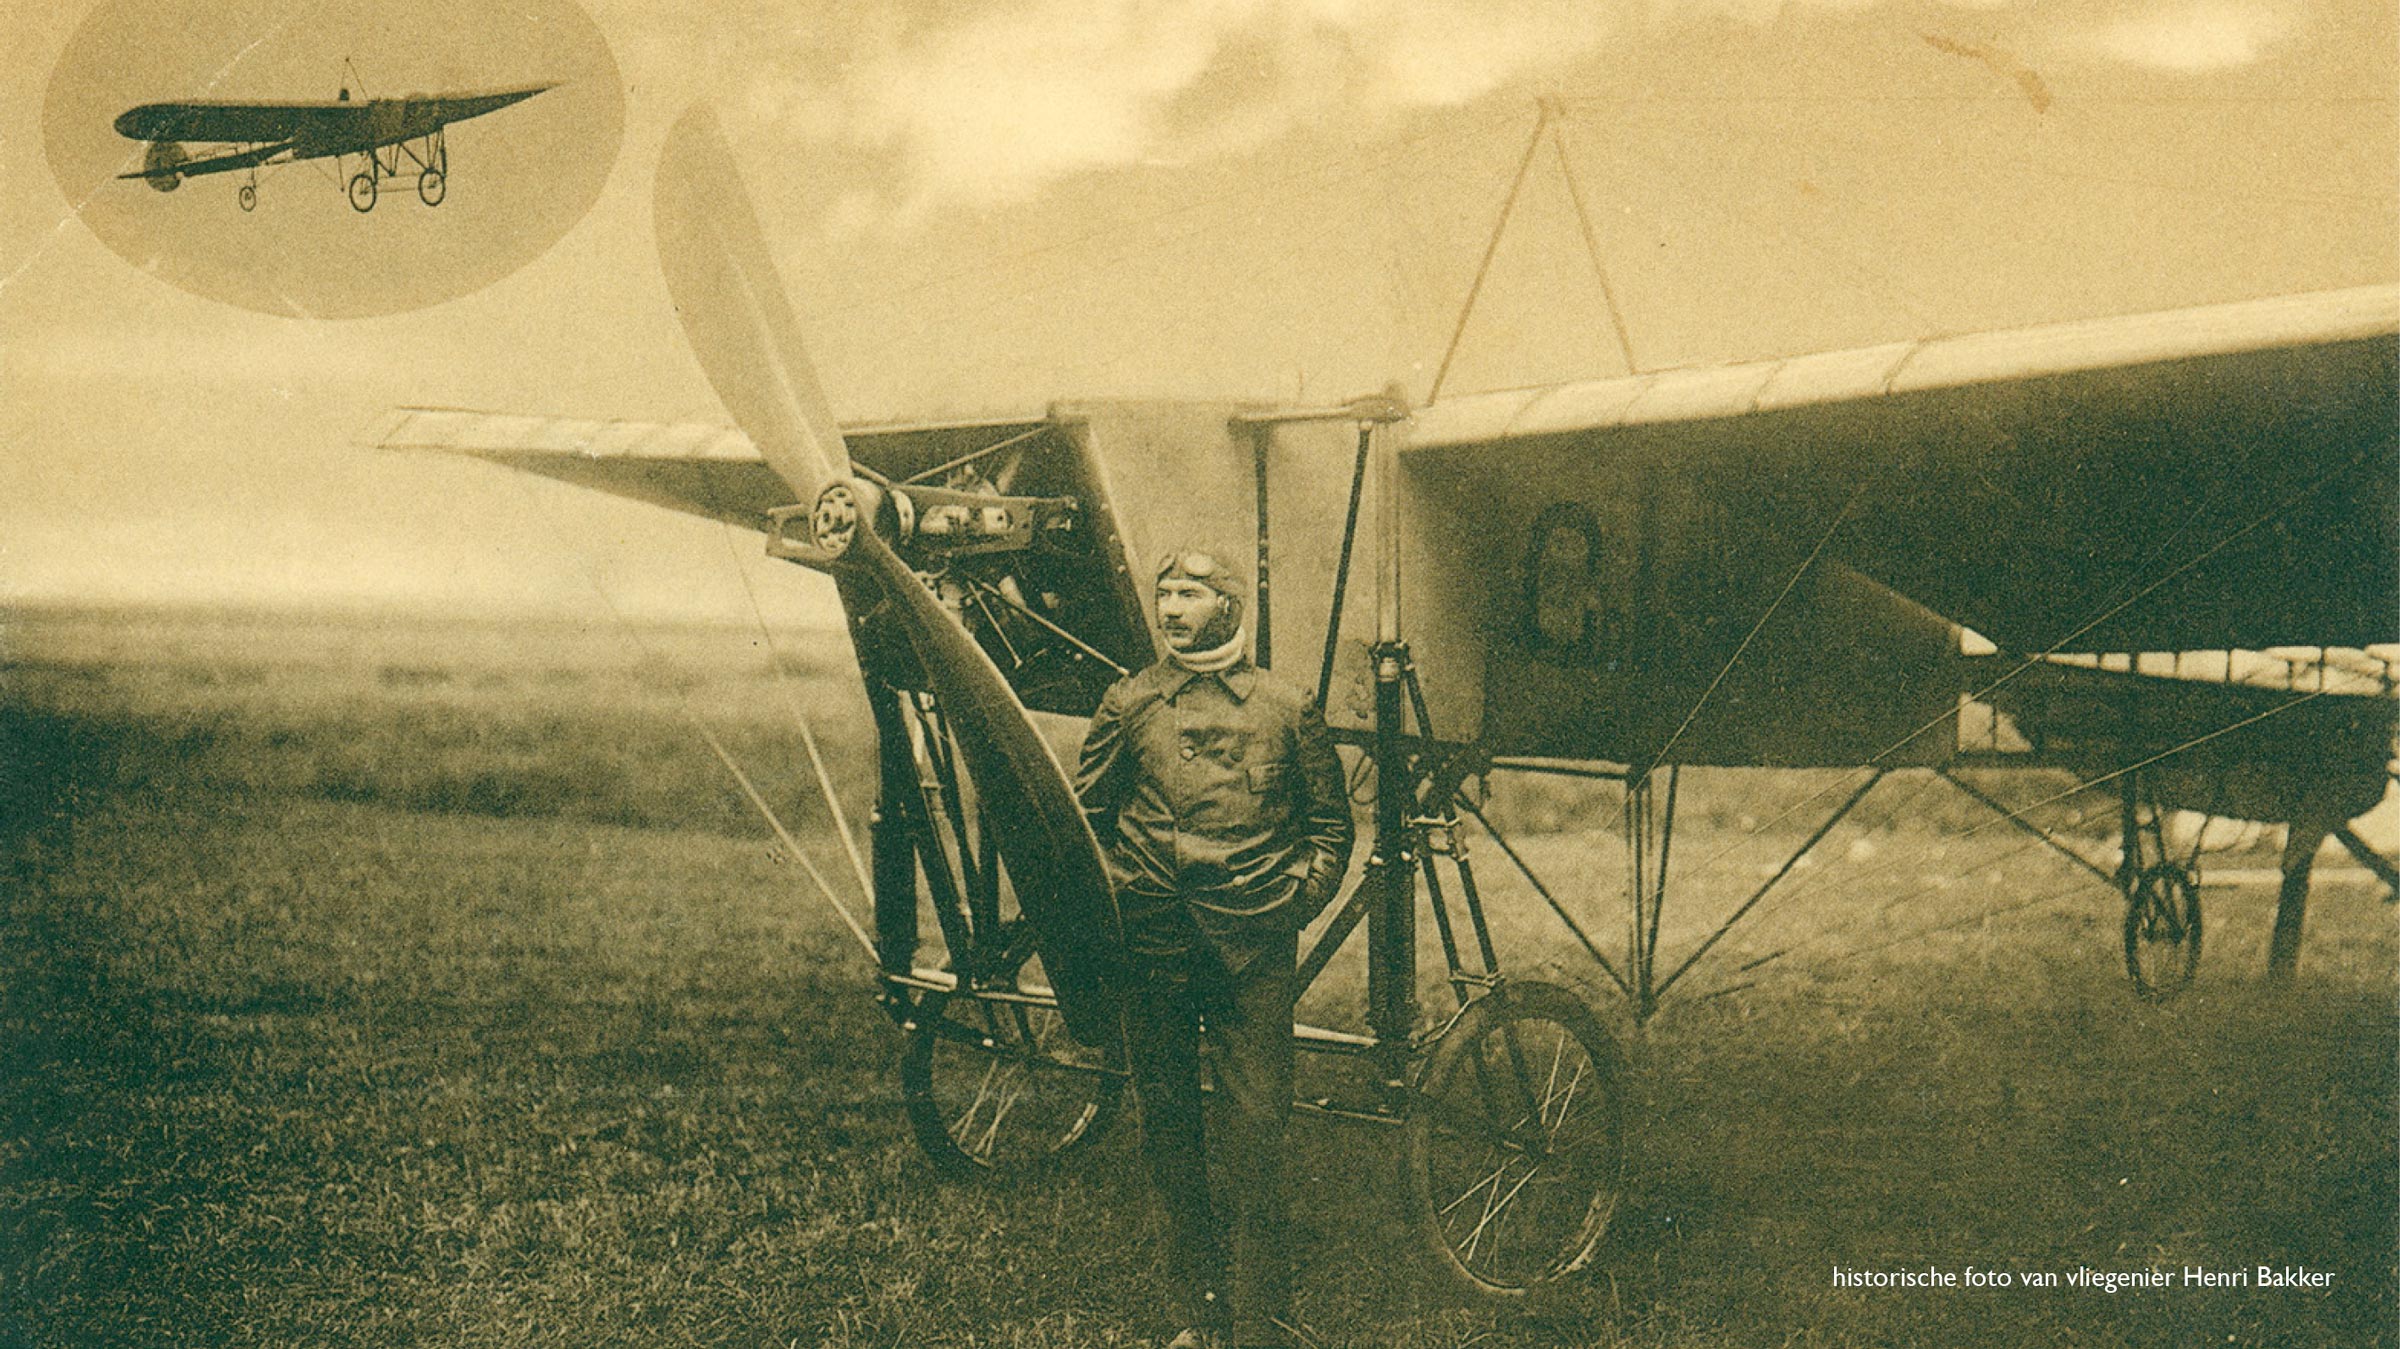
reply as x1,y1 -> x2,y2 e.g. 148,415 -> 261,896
2267,818 -> 2334,982
417,127 -> 448,206
348,127 -> 448,213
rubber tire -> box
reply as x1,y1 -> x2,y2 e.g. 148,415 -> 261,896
237,183 -> 256,212
1404,980 -> 1625,1301
418,169 -> 445,207
901,996 -> 1119,1176
347,171 -> 377,213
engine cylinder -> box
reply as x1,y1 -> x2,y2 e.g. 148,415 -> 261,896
142,140 -> 188,191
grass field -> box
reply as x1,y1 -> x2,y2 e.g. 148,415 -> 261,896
3,606 -> 2392,1347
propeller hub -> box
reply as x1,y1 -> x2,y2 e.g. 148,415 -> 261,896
811,482 -> 863,558
809,478 -> 912,559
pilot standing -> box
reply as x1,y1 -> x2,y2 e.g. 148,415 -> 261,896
1073,546 -> 1354,1349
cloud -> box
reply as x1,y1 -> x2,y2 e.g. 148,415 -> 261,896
851,0 -> 1224,207
768,0 -> 1623,214
2080,2 -> 2292,71
746,0 -> 2304,218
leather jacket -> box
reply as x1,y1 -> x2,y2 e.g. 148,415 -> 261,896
1074,657 -> 1355,966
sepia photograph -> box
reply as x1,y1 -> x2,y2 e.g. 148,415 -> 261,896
4,0 -> 2394,1344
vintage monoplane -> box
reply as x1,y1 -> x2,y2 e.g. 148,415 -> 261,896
373,107 -> 2398,1299
115,82 -> 551,212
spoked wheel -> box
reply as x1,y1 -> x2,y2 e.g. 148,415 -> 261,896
347,171 -> 377,212
1405,980 -> 1625,1301
418,169 -> 445,206
2123,861 -> 2202,1000
901,989 -> 1120,1175
237,183 -> 257,212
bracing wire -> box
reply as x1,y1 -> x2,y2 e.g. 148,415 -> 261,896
1635,482 -> 1867,784
1741,802 -> 2146,986
1549,115 -> 1641,376
1429,104 -> 1553,404
1671,788 -> 2107,1001
691,717 -> 879,960
1723,775 -> 2114,966
1702,686 -> 2333,978
720,524 -> 876,902
512,476 -> 880,965
1695,870 -> 2098,1004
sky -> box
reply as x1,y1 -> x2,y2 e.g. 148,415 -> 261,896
2,0 -> 2393,624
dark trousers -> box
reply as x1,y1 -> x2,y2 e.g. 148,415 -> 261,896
1123,928 -> 1298,1343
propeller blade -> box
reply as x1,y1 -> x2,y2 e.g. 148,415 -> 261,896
849,528 -> 1124,1043
650,104 -> 1123,1043
653,104 -> 850,502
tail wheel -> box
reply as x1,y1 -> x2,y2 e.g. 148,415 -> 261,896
237,183 -> 257,212
2123,861 -> 2202,1000
1404,980 -> 1624,1301
347,171 -> 377,213
418,169 -> 446,207
901,992 -> 1120,1175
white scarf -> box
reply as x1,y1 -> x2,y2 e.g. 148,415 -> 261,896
1168,627 -> 1247,676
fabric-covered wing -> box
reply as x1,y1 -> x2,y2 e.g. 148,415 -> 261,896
1413,286 -> 2399,653
115,101 -> 364,145
368,406 -> 1053,530
1973,656 -> 2395,822
421,86 -> 552,128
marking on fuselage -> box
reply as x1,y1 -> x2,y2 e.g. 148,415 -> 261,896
1522,501 -> 1624,666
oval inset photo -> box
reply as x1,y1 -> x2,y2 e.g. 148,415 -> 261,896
44,0 -> 622,318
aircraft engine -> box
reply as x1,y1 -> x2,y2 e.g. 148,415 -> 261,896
141,140 -> 187,191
